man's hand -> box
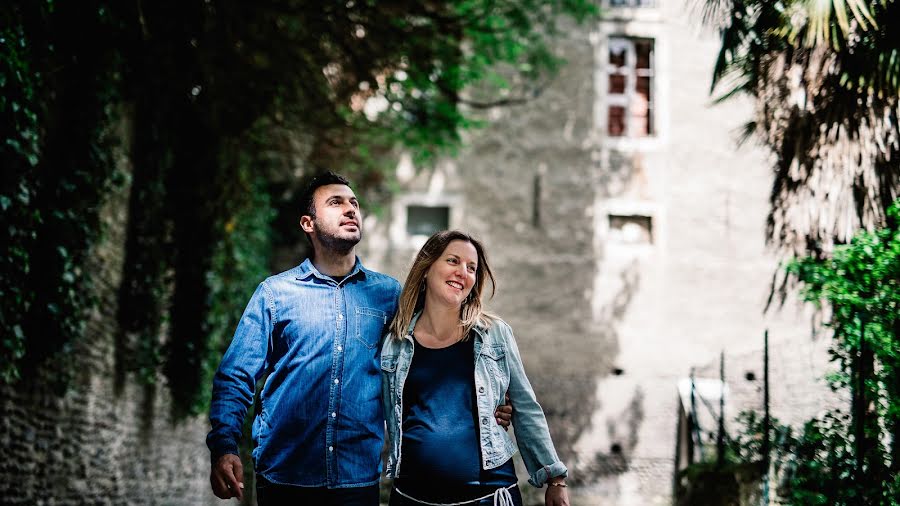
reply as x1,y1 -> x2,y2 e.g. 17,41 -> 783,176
210,454 -> 244,500
545,481 -> 570,506
494,392 -> 513,430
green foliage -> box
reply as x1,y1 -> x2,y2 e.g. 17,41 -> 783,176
781,200 -> 900,504
194,140 -> 277,417
1,1 -> 124,388
0,19 -> 41,383
723,201 -> 900,504
2,0 -> 598,416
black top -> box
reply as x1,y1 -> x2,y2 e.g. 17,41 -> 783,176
396,335 -> 516,501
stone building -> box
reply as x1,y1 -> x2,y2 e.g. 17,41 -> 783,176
359,1 -> 831,504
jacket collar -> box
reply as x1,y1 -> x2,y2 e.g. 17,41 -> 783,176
405,311 -> 422,342
406,310 -> 490,342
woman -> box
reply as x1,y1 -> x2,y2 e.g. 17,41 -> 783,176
381,230 -> 569,506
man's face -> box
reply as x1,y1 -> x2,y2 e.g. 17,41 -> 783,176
302,184 -> 362,253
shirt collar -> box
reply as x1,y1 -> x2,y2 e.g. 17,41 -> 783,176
295,256 -> 367,283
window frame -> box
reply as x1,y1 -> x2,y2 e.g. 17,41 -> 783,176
389,193 -> 463,248
606,36 -> 655,139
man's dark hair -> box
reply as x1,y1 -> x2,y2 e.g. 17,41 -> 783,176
300,171 -> 352,218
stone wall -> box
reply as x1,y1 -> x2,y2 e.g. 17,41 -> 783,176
0,118 -> 217,505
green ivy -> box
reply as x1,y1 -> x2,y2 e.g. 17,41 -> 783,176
0,20 -> 41,383
1,2 -> 123,388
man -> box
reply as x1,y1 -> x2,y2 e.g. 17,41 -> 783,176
207,172 -> 511,505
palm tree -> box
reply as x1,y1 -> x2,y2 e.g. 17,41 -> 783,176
703,0 -> 899,280
703,3 -> 900,502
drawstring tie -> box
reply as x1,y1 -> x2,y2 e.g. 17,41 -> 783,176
393,483 -> 517,506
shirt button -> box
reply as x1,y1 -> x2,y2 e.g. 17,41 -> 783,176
334,379 -> 340,384
482,417 -> 489,425
337,313 -> 343,320
478,386 -> 485,394
331,412 -> 337,418
337,345 -> 343,352
329,446 -> 334,452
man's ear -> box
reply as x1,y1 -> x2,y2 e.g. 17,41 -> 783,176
300,215 -> 315,234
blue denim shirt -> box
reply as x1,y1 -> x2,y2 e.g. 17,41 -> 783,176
381,312 -> 568,487
207,258 -> 401,488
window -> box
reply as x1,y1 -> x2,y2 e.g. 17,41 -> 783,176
608,214 -> 653,244
607,37 -> 654,138
390,193 -> 461,248
406,205 -> 449,237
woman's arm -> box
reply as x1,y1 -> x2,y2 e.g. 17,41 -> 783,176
545,478 -> 570,506
498,321 -> 569,489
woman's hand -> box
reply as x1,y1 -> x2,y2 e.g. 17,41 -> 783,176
545,480 -> 569,506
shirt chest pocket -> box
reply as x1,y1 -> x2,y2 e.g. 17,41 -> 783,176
479,345 -> 510,399
354,307 -> 388,349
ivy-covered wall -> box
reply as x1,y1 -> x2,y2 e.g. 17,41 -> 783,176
0,120 -> 217,505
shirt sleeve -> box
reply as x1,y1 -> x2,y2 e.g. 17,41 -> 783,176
206,281 -> 273,462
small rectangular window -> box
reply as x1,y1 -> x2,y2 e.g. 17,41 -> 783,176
407,205 -> 449,236
609,214 -> 653,244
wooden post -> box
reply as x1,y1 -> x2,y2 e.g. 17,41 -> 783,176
854,313 -> 868,502
690,367 -> 702,461
717,351 -> 726,468
762,330 -> 770,505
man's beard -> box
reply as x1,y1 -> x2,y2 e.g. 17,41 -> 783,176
314,221 -> 362,254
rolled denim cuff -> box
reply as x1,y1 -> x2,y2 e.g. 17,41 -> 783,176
528,461 -> 568,487
208,440 -> 240,465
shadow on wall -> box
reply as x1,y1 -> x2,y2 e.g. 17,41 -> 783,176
531,260 -> 644,484
580,387 -> 646,480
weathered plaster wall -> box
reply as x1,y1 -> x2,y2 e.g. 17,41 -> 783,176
0,122 -> 217,505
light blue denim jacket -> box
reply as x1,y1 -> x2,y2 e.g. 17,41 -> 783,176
380,312 -> 568,487
207,258 -> 400,488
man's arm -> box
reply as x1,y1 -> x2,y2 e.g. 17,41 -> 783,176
495,392 -> 512,430
207,282 -> 272,499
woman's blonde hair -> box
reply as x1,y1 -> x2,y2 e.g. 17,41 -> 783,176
389,230 -> 496,340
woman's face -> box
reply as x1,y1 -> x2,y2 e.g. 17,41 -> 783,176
424,239 -> 478,308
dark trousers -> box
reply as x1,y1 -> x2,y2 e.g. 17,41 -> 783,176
256,475 -> 380,506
